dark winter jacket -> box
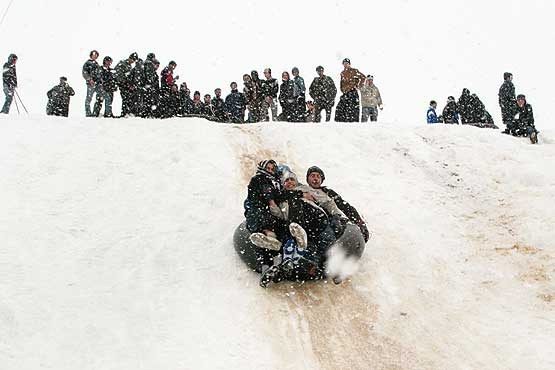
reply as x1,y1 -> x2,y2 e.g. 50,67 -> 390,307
319,186 -> 369,243
191,100 -> 204,115
442,101 -> 459,124
159,91 -> 181,118
225,90 -> 246,120
212,96 -> 226,121
99,65 -> 117,93
130,59 -> 146,89
273,189 -> 330,238
143,59 -> 159,89
292,76 -> 306,99
82,58 -> 100,84
202,103 -> 215,118
2,54 -> 18,88
244,169 -> 282,231
516,103 -> 534,128
179,90 -> 193,115
309,76 -> 337,107
458,89 -> 473,124
46,82 -> 75,117
498,80 -> 516,110
279,80 -> 296,121
260,78 -> 279,99
114,59 -> 134,90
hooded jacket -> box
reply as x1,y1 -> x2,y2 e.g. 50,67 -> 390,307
2,54 -> 18,88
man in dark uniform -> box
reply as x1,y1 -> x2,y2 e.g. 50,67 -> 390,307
309,66 -> 337,122
115,52 -> 138,117
498,72 -> 517,133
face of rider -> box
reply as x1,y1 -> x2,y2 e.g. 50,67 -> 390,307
265,162 -> 276,174
307,172 -> 322,188
284,177 -> 297,190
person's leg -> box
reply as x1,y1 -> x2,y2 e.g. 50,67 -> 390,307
1,85 -> 14,113
104,91 -> 113,117
361,107 -> 370,122
270,99 -> 278,121
313,102 -> 322,122
370,106 -> 378,121
93,86 -> 103,117
324,105 -> 332,122
85,84 -> 95,116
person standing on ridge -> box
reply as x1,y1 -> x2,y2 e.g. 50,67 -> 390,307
498,72 -> 517,134
82,50 -> 101,117
335,58 -> 365,122
309,66 -> 337,122
360,75 -> 383,122
1,54 -> 18,114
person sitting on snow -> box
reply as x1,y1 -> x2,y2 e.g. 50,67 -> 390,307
305,166 -> 370,243
511,94 -> 538,144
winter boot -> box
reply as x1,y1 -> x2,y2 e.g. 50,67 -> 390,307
281,239 -> 296,272
530,131 -> 538,144
289,223 -> 307,251
260,265 -> 283,288
250,232 -> 282,251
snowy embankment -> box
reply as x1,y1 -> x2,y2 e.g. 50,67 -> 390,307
1,116 -> 554,370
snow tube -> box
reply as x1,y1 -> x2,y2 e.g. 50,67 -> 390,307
233,221 -> 366,278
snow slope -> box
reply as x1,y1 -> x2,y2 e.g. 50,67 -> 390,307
1,115 -> 554,370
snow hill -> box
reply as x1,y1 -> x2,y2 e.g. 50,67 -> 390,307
1,115 -> 554,370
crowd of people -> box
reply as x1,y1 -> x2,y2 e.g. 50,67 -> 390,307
0,52 -> 540,143
426,72 -> 538,144
244,160 -> 370,287
1,52 -> 385,123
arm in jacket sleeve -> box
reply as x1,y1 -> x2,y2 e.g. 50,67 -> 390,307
323,187 -> 370,242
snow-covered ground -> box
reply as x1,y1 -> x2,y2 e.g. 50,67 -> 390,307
1,115 -> 554,369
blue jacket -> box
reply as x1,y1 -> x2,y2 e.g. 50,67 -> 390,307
427,106 -> 439,124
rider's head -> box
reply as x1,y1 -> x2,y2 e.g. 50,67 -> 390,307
258,159 -> 277,175
281,171 -> 298,190
306,166 -> 325,188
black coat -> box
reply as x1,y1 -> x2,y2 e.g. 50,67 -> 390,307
244,169 -> 282,233
458,89 -> 473,123
212,96 -> 226,121
99,66 -> 117,92
260,78 -> 279,99
309,76 -> 337,106
278,190 -> 330,239
179,90 -> 193,115
46,82 -> 75,117
2,55 -> 17,88
159,91 -> 180,118
498,80 -> 516,109
82,59 -> 100,83
115,59 -> 134,90
279,80 -> 296,121
225,90 -> 246,119
442,101 -> 458,124
516,103 -> 534,128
